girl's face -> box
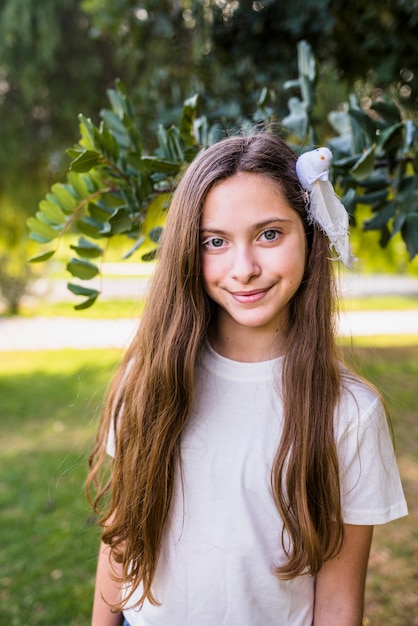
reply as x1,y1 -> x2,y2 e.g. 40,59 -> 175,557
200,172 -> 307,360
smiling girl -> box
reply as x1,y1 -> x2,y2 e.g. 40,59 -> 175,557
88,132 -> 407,626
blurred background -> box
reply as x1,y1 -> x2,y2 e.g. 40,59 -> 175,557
1,0 -> 418,312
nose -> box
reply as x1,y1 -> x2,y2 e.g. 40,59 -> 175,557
230,245 -> 261,283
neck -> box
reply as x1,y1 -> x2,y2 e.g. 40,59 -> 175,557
209,322 -> 285,362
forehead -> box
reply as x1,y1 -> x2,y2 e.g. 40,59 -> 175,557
201,172 -> 298,226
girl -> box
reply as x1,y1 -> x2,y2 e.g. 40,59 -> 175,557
88,132 -> 407,626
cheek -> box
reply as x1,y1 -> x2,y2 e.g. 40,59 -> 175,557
277,240 -> 306,284
200,255 -> 217,291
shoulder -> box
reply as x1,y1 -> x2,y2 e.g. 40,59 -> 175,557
335,365 -> 385,437
335,367 -> 408,525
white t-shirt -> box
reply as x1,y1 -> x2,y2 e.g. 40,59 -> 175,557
113,344 -> 407,626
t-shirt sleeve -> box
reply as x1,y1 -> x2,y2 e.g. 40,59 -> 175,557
337,390 -> 408,525
106,413 -> 117,457
105,359 -> 134,458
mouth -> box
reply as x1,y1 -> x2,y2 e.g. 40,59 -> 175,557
230,287 -> 271,303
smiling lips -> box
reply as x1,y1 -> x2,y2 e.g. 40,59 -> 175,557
230,287 -> 271,303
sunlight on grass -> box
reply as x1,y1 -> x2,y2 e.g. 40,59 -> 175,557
16,292 -> 418,320
338,334 -> 418,348
20,298 -> 146,319
0,349 -> 122,626
341,295 -> 418,311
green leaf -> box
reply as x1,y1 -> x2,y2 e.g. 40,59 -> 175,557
100,110 -> 131,150
67,172 -> 89,198
333,155 -> 362,170
67,283 -> 100,310
391,212 -> 406,238
378,223 -> 391,248
51,183 -> 78,213
297,40 -> 316,108
67,258 -> 99,280
350,146 -> 376,181
67,282 -> 100,297
100,109 -> 127,136
70,150 -> 101,173
108,207 -> 132,234
142,193 -> 169,236
76,217 -> 109,238
106,83 -> 128,119
348,109 -> 378,143
363,201 -> 396,231
78,115 -> 96,150
28,250 -> 55,263
88,202 -> 114,222
38,199 -> 66,225
341,188 -> 356,216
95,122 -> 120,161
122,236 -> 145,260
74,294 -> 100,310
370,96 -> 402,125
70,237 -> 104,259
141,249 -> 157,262
67,147 -> 84,160
403,119 -> 417,152
140,156 -> 180,175
149,226 -> 164,244
28,232 -> 53,244
328,110 -> 351,136
282,97 -> 308,140
165,127 -> 184,162
377,122 -> 404,155
397,178 -> 418,214
27,216 -> 58,242
179,94 -> 199,146
402,214 -> 418,260
356,189 -> 387,206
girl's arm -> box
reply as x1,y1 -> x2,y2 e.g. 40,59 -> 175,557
314,523 -> 374,626
92,539 -> 124,626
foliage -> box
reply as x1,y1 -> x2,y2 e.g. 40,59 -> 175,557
0,253 -> 33,315
27,84 -> 216,308
0,206 -> 37,315
80,0 -> 418,125
27,42 -> 418,308
2,0 -> 418,242
0,0 -> 117,186
329,97 -> 418,262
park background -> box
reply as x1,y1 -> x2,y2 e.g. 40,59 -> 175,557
0,1 -> 418,624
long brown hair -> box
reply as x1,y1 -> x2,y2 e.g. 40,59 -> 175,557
87,132 -> 345,608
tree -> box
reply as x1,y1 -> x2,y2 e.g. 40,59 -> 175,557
1,0 -> 417,207
329,0 -> 418,108
27,43 -> 418,309
0,0 -> 120,199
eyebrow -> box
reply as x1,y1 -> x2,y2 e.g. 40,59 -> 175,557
200,217 -> 294,235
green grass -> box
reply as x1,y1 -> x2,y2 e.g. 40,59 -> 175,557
19,298 -> 146,319
0,350 -> 122,626
339,334 -> 418,348
342,295 -> 418,312
17,293 -> 418,320
0,344 -> 417,625
342,343 -> 418,626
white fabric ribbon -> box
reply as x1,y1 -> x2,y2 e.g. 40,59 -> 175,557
296,147 -> 356,268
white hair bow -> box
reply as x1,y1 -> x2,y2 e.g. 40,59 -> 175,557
296,147 -> 356,269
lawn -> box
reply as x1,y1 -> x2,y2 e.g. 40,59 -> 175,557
0,343 -> 417,625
